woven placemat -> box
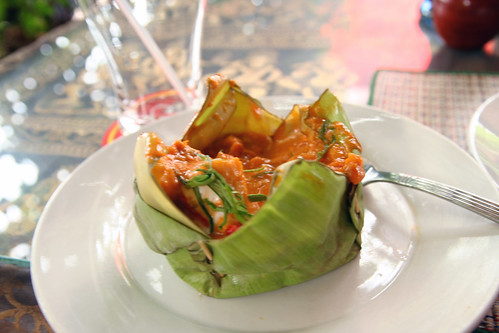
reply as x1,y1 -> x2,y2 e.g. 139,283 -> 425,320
369,70 -> 499,333
368,70 -> 499,150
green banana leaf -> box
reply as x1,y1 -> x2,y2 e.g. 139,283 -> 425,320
134,160 -> 363,298
133,75 -> 364,298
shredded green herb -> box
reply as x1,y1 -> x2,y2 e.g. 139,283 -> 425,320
191,187 -> 214,233
204,199 -> 224,212
316,143 -> 332,161
243,166 -> 265,173
195,152 -> 211,161
183,172 -> 215,187
248,194 -> 267,202
316,119 -> 338,160
254,170 -> 275,177
318,119 -> 331,143
180,159 -> 252,232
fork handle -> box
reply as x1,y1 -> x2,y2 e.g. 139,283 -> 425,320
380,171 -> 499,223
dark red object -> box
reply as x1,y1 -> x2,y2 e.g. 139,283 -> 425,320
432,0 -> 499,50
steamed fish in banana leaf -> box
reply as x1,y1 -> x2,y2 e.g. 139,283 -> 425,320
133,74 -> 364,298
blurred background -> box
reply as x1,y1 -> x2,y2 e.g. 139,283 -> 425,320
0,0 -> 74,58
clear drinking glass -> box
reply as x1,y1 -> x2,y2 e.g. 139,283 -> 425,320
77,0 -> 206,134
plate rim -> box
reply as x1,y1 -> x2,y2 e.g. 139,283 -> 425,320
467,91 -> 499,188
31,100 -> 499,332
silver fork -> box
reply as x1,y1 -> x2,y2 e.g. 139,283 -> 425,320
362,162 -> 499,224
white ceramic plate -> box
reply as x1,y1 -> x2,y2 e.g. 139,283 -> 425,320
31,99 -> 499,333
468,92 -> 499,188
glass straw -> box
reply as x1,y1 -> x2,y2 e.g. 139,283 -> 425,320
113,0 -> 193,107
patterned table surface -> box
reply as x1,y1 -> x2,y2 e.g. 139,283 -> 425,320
369,70 -> 499,150
0,0 -> 498,331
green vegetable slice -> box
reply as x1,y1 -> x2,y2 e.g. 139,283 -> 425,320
134,132 -> 208,235
183,75 -> 282,150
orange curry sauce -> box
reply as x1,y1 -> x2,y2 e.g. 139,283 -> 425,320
145,105 -> 364,239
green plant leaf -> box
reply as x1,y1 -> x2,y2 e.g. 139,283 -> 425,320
135,160 -> 363,298
134,77 -> 364,298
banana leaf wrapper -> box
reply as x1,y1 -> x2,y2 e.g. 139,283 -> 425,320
133,75 -> 364,298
